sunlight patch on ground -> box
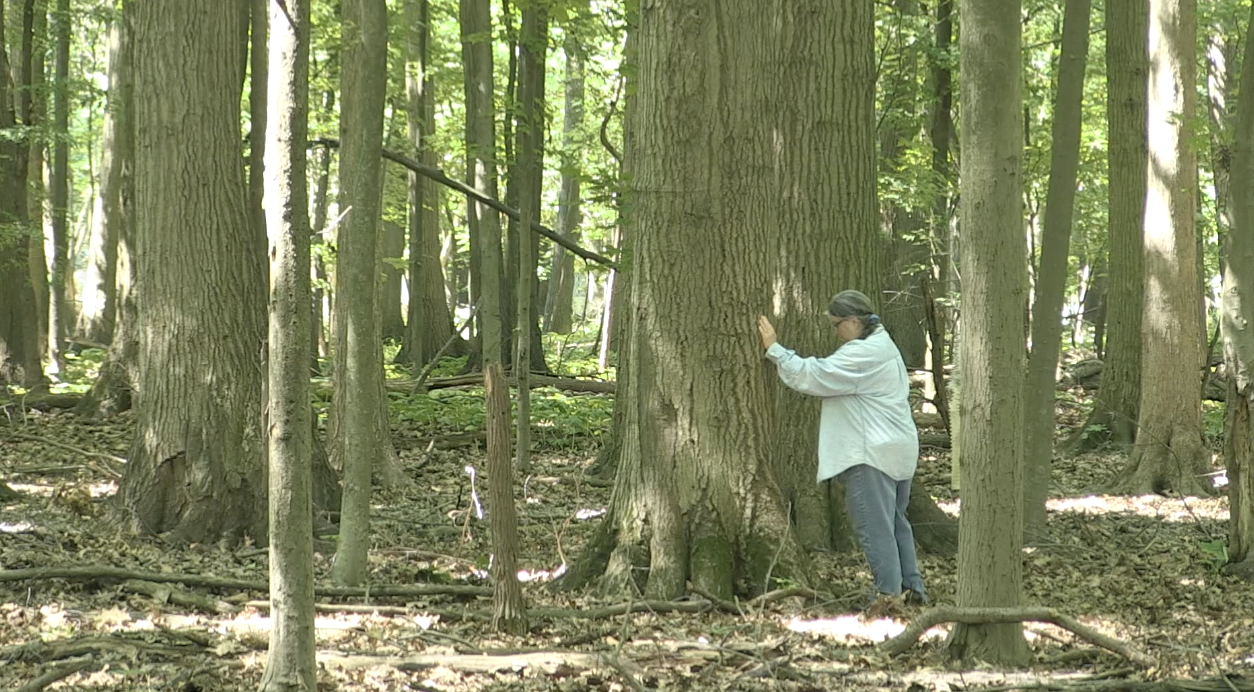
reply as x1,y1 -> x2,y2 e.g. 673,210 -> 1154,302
785,614 -> 927,644
1048,494 -> 1228,522
6,483 -> 55,497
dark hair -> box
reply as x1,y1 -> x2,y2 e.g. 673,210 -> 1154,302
827,289 -> 880,340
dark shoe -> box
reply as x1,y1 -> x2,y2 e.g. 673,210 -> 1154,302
903,589 -> 929,606
862,592 -> 909,619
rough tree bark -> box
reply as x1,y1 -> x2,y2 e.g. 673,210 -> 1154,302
946,0 -> 1030,666
1069,0 -> 1146,452
121,1 -> 268,542
563,0 -> 816,601
80,3 -> 121,345
258,0 -> 316,687
1111,0 -> 1209,496
485,362 -> 526,633
332,0 -> 390,586
248,0 -> 267,248
1023,0 -> 1090,538
0,3 -> 42,390
1223,0 -> 1254,579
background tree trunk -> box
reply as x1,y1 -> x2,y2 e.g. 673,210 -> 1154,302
22,0 -> 50,365
121,0 -> 267,542
1223,1 -> 1254,573
544,37 -> 583,336
461,0 -> 504,366
946,0 -> 1030,665
0,5 -> 42,389
1069,0 -> 1147,452
514,0 -> 545,472
248,0 -> 266,248
259,0 -> 316,686
309,140 -> 332,373
76,4 -> 136,419
46,0 -> 71,376
78,7 -> 125,345
332,0 -> 389,586
403,0 -> 457,370
1023,0 -> 1090,538
1113,0 -> 1208,496
380,219 -> 406,342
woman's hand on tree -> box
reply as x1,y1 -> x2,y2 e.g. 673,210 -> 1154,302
757,315 -> 777,350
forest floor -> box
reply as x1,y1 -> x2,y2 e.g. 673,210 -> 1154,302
2,388 -> 1253,692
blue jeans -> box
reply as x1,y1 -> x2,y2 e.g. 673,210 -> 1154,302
839,464 -> 925,597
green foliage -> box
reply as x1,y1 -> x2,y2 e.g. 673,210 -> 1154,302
1202,400 -> 1226,448
1198,539 -> 1229,573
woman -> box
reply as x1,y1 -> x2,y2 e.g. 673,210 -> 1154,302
757,290 -> 927,606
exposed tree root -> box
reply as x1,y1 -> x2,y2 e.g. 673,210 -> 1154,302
12,656 -> 98,692
879,606 -> 1155,667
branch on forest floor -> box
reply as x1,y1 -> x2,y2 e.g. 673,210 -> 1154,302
879,606 -> 1155,667
12,655 -> 99,692
122,579 -> 239,614
4,433 -> 126,477
0,565 -> 492,600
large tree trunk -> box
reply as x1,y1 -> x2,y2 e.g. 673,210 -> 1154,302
946,0 -> 1030,665
1023,0 -> 1090,538
20,0 -> 50,365
1222,0 -> 1254,575
402,0 -> 457,370
259,0 -> 316,687
121,1 -> 267,542
926,0 -> 955,436
1069,0 -> 1147,452
566,0 -> 814,602
45,0 -> 70,375
544,38 -> 583,336
76,6 -> 136,419
1112,0 -> 1209,496
0,5 -> 42,390
770,0 -> 879,556
485,362 -> 526,633
331,0 -> 389,587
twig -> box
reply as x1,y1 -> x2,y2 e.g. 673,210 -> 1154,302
879,606 -> 1155,667
13,656 -> 98,692
412,304 -> 479,390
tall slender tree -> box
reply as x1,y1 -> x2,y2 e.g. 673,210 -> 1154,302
946,0 -> 1030,665
1070,0 -> 1147,452
1113,0 -> 1208,495
332,0 -> 389,586
1023,0 -> 1091,537
259,0 -> 316,686
1223,0 -> 1254,580
46,0 -> 70,375
248,0 -> 268,246
403,0 -> 457,369
121,0 -> 267,541
461,0 -> 504,366
76,2 -> 136,419
544,36 -> 584,335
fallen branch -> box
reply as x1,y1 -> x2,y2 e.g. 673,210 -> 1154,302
879,606 -> 1155,667
0,565 -> 492,599
419,373 -> 615,394
245,600 -> 418,616
318,649 -> 603,675
122,579 -> 239,614
0,393 -> 83,413
13,656 -> 98,692
4,433 -> 128,471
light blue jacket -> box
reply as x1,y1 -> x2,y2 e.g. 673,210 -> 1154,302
766,328 -> 919,482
